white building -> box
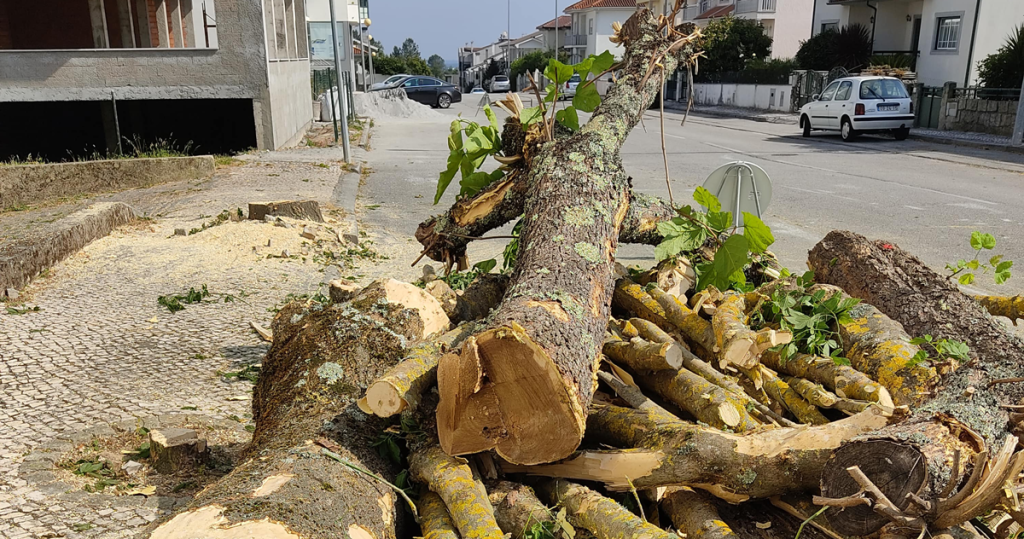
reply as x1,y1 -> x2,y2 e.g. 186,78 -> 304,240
675,0 -> 815,59
564,0 -> 638,63
536,15 -> 572,55
462,32 -> 547,89
812,0 -> 1024,87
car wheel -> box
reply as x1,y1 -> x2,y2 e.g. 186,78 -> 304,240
437,94 -> 452,109
841,118 -> 857,142
894,127 -> 910,141
801,116 -> 811,137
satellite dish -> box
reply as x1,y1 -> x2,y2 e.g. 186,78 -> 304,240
701,161 -> 773,228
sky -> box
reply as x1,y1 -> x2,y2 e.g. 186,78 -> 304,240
368,0 -> 565,63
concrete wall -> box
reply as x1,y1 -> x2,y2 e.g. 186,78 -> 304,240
0,156 -> 215,209
769,0 -> 814,59
811,0 -> 848,33
692,82 -> 792,111
267,59 -> 313,148
942,97 -> 1020,136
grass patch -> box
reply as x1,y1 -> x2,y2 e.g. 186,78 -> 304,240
214,155 -> 244,167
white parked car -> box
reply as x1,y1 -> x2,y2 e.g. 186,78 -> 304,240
799,76 -> 913,142
470,87 -> 486,94
371,74 -> 410,90
562,73 -> 581,99
489,75 -> 511,93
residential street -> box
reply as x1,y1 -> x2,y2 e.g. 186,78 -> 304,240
361,95 -> 1024,296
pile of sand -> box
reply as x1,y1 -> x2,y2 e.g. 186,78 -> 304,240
353,89 -> 444,120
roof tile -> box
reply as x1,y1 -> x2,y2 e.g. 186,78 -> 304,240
565,0 -> 637,11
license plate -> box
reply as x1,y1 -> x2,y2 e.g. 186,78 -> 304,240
878,103 -> 899,111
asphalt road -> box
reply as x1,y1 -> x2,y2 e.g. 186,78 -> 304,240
361,95 -> 1024,296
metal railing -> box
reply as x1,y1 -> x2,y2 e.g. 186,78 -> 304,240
311,68 -> 355,123
736,0 -> 775,13
953,87 -> 1022,101
564,34 -> 587,46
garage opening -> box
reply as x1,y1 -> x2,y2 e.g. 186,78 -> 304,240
0,98 -> 257,162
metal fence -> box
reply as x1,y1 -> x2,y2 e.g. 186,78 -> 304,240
953,87 -> 1022,101
311,68 -> 355,123
915,86 -> 943,129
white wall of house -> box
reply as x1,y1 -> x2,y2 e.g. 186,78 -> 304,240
693,82 -> 792,111
870,0 -> 922,51
812,1 -> 847,33
968,1 -> 1024,86
915,0 -> 979,87
593,9 -> 632,59
769,0 -> 814,59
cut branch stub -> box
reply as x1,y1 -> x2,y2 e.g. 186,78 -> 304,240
437,326 -> 585,464
409,445 -> 504,539
973,295 -> 1024,326
539,479 -> 677,539
603,335 -> 684,371
661,487 -> 739,539
418,491 -> 459,539
436,7 -> 684,466
712,293 -> 758,369
761,350 -> 894,410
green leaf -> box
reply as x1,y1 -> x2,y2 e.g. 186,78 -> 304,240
970,231 -> 984,250
996,260 -> 1013,273
590,50 -> 615,75
544,59 -> 574,85
696,235 -> 751,291
555,107 -> 580,131
990,255 -> 1004,267
520,106 -> 545,125
655,235 -> 694,261
981,233 -> 997,250
572,83 -> 601,112
473,259 -> 497,274
484,104 -> 500,133
573,57 -> 595,80
995,260 -> 1013,284
706,211 -> 733,232
464,128 -> 494,155
832,356 -> 852,366
447,120 -> 463,151
460,169 -> 504,198
967,259 -> 980,270
958,273 -> 976,285
693,186 -> 722,212
654,218 -> 709,260
741,212 -> 774,254
434,151 -> 462,204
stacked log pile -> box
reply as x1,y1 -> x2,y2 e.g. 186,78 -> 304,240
145,7 -> 1024,539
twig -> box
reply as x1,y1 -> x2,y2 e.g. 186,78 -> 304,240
988,377 -> 1024,388
795,507 -> 828,539
624,476 -> 646,522
681,65 -> 695,127
448,234 -> 517,241
411,235 -> 439,267
526,72 -> 552,141
813,493 -> 872,508
321,447 -> 420,523
659,65 -> 674,207
770,497 -> 845,539
576,62 -> 624,93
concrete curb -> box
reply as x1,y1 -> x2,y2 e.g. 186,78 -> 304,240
907,133 -> 1024,155
0,202 -> 136,293
331,161 -> 362,244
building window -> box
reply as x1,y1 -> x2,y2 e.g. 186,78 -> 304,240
821,22 -> 838,33
934,15 -> 961,50
588,18 -> 593,35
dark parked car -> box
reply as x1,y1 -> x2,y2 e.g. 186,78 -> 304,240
378,76 -> 462,109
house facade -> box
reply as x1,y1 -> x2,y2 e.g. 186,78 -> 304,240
675,0 -> 814,59
564,0 -> 638,63
536,15 -> 572,55
461,31 -> 547,90
0,0 -> 312,161
812,0 -> 1024,87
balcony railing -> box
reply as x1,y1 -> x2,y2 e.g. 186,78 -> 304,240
736,0 -> 776,13
565,34 -> 588,46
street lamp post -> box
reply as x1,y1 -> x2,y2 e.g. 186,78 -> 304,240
367,32 -> 375,86
327,0 -> 350,162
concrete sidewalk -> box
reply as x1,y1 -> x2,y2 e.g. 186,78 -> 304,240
664,100 -> 1024,154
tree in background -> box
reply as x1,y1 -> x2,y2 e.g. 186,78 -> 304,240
700,17 -> 772,75
483,59 -> 501,83
795,24 -> 872,71
427,54 -> 446,78
400,38 -> 421,60
977,24 -> 1024,88
511,50 -> 553,80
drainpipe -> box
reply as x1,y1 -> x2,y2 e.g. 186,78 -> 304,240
963,0 -> 982,87
867,0 -> 878,53
811,0 -> 818,36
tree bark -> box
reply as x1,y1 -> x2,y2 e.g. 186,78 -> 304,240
661,487 -> 739,539
147,286 -> 439,539
487,481 -> 556,538
436,9 -> 690,466
538,479 -> 677,539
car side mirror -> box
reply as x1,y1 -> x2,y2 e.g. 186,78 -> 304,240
812,94 -> 820,101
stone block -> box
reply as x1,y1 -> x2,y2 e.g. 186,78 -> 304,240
149,428 -> 208,474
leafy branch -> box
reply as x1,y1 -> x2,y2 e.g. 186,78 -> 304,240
434,106 -> 505,204
907,335 -> 970,367
945,231 -> 1013,285
757,278 -> 860,364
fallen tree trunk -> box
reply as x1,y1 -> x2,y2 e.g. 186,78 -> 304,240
808,231 -> 1024,535
973,295 -> 1024,325
147,283 -> 444,539
661,487 -> 739,539
436,9 -> 692,466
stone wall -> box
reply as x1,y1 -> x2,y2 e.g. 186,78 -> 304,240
0,156 -> 214,209
942,97 -> 1019,137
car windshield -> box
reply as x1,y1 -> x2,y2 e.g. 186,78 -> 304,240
384,75 -> 404,84
569,74 -> 581,83
493,76 -> 508,82
859,79 -> 909,99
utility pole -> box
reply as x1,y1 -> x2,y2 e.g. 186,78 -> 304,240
328,0 -> 351,162
554,0 -> 558,58
506,0 -> 510,75
1013,82 -> 1024,146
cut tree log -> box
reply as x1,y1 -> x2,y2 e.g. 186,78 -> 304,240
435,9 -> 695,466
597,370 -> 681,425
409,445 -> 504,539
487,481 -> 556,538
248,200 -> 324,222
808,231 -> 1024,535
351,279 -> 451,339
603,335 -> 684,371
146,283 -> 440,539
632,363 -> 762,432
149,428 -> 207,475
973,295 -> 1024,325
661,487 -> 739,539
760,350 -> 895,410
363,323 -> 479,417
503,404 -> 890,501
712,293 -> 758,369
636,256 -> 697,298
427,274 -> 509,324
538,479 -> 677,539
761,371 -> 829,425
418,491 -> 460,539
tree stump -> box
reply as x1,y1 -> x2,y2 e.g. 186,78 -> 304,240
149,428 -> 208,475
248,200 -> 324,222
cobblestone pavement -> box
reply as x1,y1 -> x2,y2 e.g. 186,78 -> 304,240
0,146 -> 391,538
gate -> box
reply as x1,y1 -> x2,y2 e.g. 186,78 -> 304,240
916,86 -> 942,129
791,71 -> 828,110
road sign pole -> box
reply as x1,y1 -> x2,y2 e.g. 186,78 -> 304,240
328,0 -> 351,162
1012,83 -> 1024,146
